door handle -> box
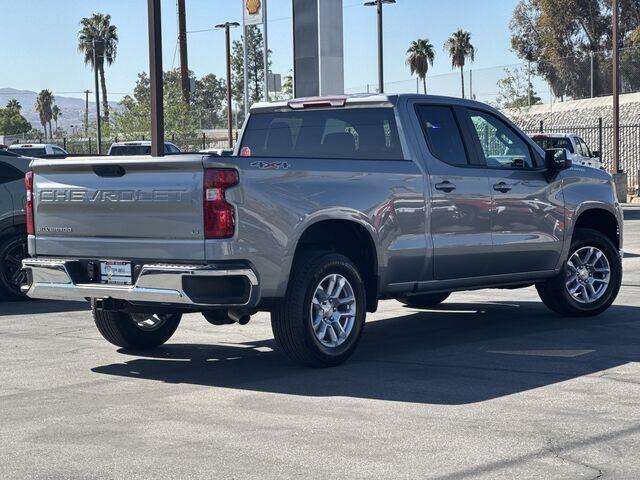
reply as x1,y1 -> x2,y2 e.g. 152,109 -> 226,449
493,182 -> 512,193
435,181 -> 456,193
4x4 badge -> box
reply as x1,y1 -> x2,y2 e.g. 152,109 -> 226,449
250,161 -> 290,170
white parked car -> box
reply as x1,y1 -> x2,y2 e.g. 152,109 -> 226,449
201,147 -> 234,156
108,141 -> 182,156
531,134 -> 604,170
8,143 -> 68,157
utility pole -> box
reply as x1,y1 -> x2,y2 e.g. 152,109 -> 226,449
92,40 -> 102,155
177,0 -> 190,103
612,0 -> 621,174
364,0 -> 395,94
83,89 -> 91,137
262,0 -> 269,102
216,22 -> 240,148
147,0 -> 165,157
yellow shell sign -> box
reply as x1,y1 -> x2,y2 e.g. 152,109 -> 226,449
246,0 -> 261,15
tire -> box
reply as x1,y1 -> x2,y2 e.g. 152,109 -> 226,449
271,253 -> 367,367
399,292 -> 451,308
92,303 -> 182,349
536,228 -> 621,317
0,234 -> 29,301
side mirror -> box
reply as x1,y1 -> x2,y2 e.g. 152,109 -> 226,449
592,150 -> 601,159
545,148 -> 571,172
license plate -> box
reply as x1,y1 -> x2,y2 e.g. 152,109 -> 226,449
100,261 -> 132,285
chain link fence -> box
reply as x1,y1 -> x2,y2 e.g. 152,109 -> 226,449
521,120 -> 640,195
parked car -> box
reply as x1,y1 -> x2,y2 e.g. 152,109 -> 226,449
22,94 -> 623,366
108,141 -> 182,156
8,144 -> 68,158
531,133 -> 604,170
0,154 -> 32,299
201,147 -> 234,156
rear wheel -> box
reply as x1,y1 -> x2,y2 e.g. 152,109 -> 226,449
536,228 -> 621,317
271,253 -> 366,367
0,234 -> 29,300
92,303 -> 181,349
399,292 -> 451,308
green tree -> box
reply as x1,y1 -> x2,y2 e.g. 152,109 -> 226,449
35,90 -> 54,140
78,13 -> 118,122
444,29 -> 475,99
406,38 -> 436,94
0,103 -> 31,135
52,105 -> 61,131
509,0 -> 640,99
192,73 -> 226,129
6,99 -> 21,112
496,67 -> 542,109
230,25 -> 271,118
113,70 -> 200,139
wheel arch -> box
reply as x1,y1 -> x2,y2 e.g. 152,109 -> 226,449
288,218 -> 380,312
572,207 -> 620,250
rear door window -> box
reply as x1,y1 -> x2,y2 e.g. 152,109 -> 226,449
240,108 -> 403,160
415,105 -> 469,166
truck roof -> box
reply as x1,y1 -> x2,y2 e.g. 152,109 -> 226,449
249,93 -> 493,113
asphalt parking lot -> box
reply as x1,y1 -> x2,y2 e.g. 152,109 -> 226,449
1,211 -> 639,479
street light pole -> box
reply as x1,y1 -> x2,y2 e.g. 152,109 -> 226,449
92,39 -> 102,155
216,22 -> 240,148
364,0 -> 395,94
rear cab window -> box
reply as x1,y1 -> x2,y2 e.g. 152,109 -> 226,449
10,148 -> 47,157
240,107 -> 404,160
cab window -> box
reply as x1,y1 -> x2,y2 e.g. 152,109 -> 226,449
468,110 -> 535,169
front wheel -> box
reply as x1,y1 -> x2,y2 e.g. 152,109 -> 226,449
536,228 -> 621,317
271,253 -> 366,367
92,303 -> 182,349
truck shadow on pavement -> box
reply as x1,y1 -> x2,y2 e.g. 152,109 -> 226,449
92,300 -> 640,405
0,299 -> 88,317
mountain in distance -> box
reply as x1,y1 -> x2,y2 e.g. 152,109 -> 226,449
0,87 -> 121,132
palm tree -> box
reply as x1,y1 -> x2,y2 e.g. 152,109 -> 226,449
444,29 -> 476,99
6,99 -> 21,112
52,105 -> 61,132
406,39 -> 436,94
78,13 -> 118,122
35,90 -> 54,140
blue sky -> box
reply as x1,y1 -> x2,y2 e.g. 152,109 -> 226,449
0,0 -> 523,102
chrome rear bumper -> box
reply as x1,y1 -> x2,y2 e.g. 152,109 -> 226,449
21,258 -> 259,307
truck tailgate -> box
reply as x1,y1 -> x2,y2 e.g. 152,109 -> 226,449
31,156 -> 205,261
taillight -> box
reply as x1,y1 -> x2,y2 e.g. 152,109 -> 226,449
204,168 -> 239,239
25,171 -> 34,235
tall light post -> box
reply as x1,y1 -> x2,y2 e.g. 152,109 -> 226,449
612,0 -> 620,174
364,0 -> 395,94
216,22 -> 240,148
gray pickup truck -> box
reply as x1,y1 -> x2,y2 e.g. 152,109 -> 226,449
21,94 -> 623,366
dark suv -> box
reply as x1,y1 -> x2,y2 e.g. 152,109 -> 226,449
0,152 -> 30,299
